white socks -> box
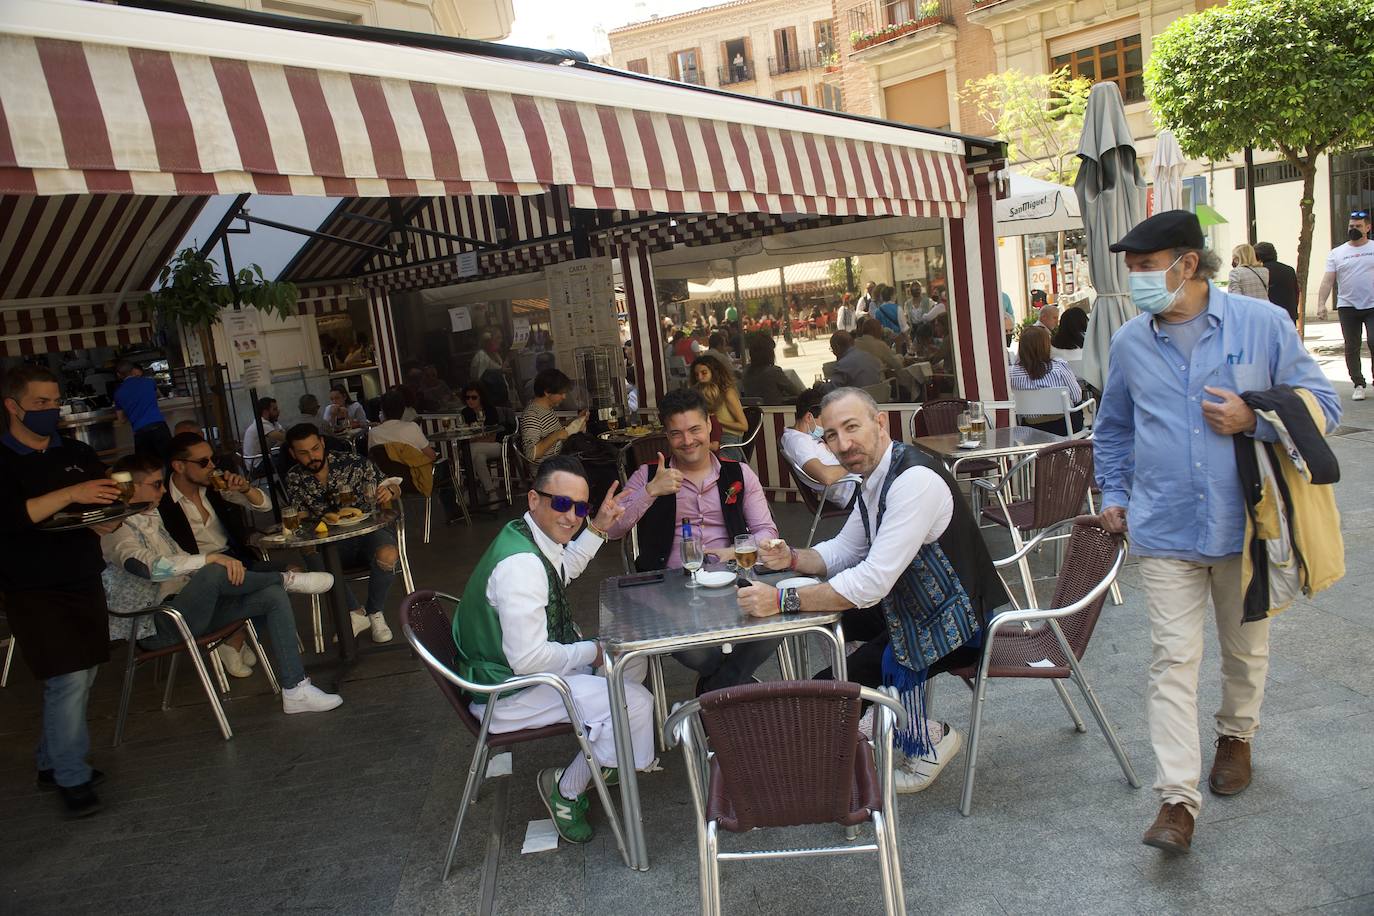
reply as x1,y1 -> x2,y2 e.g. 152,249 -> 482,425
559,755 -> 593,798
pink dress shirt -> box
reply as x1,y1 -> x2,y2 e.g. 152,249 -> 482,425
606,454 -> 778,567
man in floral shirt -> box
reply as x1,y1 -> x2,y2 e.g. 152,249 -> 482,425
283,424 -> 400,643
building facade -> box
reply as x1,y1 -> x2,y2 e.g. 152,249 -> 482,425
832,0 -> 1371,315
607,0 -> 844,112
197,0 -> 514,40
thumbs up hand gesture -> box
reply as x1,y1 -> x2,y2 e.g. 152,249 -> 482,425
645,452 -> 684,497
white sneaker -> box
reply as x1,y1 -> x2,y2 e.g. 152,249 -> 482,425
282,677 -> 343,714
239,643 -> 257,668
368,612 -> 393,643
1353,386 -> 1366,401
214,643 -> 252,679
282,571 -> 334,594
350,611 -> 370,637
893,724 -> 963,794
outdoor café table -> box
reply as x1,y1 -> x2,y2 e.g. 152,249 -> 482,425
914,425 -> 1065,505
598,567 -> 849,871
430,425 -> 503,513
255,507 -> 401,680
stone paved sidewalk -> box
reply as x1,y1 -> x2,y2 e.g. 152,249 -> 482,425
2,385 -> 1372,916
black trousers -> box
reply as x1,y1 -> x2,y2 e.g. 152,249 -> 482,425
812,606 -> 981,690
1338,307 -> 1374,388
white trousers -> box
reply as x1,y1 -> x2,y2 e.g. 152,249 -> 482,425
1138,556 -> 1271,815
471,656 -> 654,776
468,442 -> 503,495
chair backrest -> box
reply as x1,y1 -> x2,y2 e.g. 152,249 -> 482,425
1013,387 -> 1072,428
862,381 -> 892,403
738,406 -> 765,463
698,680 -> 869,830
400,590 -> 483,738
1047,519 -> 1125,660
911,397 -> 968,437
778,456 -> 825,516
627,433 -> 669,471
1029,440 -> 1094,529
368,445 -> 430,497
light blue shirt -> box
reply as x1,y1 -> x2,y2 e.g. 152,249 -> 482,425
1093,284 -> 1339,562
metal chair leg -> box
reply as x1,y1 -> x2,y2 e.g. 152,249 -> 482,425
959,668 -> 991,817
1051,678 -> 1087,732
705,820 -> 722,916
112,638 -> 140,748
806,504 -> 824,548
1,635 -> 13,687
649,656 -> 669,752
310,595 -> 325,655
775,639 -> 796,681
423,493 -> 433,545
872,809 -> 903,916
207,647 -> 230,694
443,744 -> 489,882
162,653 -> 179,710
1053,623 -> 1140,789
478,767 -> 508,916
243,622 -> 280,696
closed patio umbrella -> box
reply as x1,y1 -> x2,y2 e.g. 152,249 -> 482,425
1150,129 -> 1186,213
1074,82 -> 1148,391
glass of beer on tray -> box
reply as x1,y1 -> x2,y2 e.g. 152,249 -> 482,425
734,533 -> 758,580
281,505 -> 300,536
111,470 -> 135,503
337,483 -> 355,508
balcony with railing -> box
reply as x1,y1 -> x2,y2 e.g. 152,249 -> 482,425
717,58 -> 756,86
675,67 -> 707,86
768,47 -> 823,77
845,0 -> 952,53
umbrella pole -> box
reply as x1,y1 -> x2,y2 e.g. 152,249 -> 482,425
780,267 -> 797,357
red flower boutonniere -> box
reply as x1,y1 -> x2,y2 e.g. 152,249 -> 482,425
724,481 -> 743,505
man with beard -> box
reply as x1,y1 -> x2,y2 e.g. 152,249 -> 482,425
737,387 -> 1009,793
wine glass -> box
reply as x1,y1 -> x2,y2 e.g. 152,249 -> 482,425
362,482 -> 377,510
733,533 -> 758,581
681,530 -> 704,589
956,411 -> 972,445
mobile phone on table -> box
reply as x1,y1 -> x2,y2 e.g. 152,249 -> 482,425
618,571 -> 664,588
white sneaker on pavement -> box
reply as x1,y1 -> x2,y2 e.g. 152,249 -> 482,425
282,571 -> 335,594
214,643 -> 252,678
893,723 -> 963,794
368,612 -> 393,643
238,643 -> 257,668
282,678 -> 343,714
1354,386 -> 1366,401
350,611 -> 370,637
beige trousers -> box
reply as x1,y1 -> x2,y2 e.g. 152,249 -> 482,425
1138,555 -> 1271,814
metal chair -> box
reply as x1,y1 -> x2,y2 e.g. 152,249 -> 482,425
369,444 -> 467,543
735,405 -> 765,464
664,681 -> 908,916
949,517 -> 1140,815
401,590 -> 629,913
909,397 -> 968,438
108,606 -> 279,746
777,456 -> 860,548
974,440 -> 1095,608
1011,388 -> 1096,439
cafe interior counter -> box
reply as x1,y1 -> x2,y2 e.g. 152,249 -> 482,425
59,395 -> 199,459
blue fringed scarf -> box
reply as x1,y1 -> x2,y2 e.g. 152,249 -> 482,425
860,483 -> 981,757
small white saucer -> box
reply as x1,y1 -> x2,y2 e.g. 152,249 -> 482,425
694,570 -> 737,588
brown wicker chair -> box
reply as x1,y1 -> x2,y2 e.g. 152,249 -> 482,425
664,680 -> 908,916
401,590 -> 630,905
109,605 -> 279,746
950,517 -> 1140,815
974,439 -> 1095,608
909,398 -> 999,482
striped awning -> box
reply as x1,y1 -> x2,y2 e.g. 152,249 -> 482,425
0,301 -> 153,356
0,0 -> 968,219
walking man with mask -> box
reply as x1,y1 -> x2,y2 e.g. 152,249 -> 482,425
1094,210 -> 1339,853
1315,209 -> 1374,400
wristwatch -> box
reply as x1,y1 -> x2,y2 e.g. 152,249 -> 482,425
780,587 -> 802,614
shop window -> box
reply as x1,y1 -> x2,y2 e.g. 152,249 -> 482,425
625,58 -> 648,75
1049,25 -> 1143,104
1331,146 -> 1374,245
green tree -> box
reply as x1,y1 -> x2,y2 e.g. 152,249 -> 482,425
826,257 -> 861,292
960,69 -> 1091,184
1146,0 -> 1374,317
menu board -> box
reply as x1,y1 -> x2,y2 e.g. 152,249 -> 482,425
545,258 -> 617,371
223,308 -> 266,389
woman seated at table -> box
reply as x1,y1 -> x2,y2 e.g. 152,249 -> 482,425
738,334 -> 803,406
99,453 -> 342,715
321,385 -> 370,432
1050,305 -> 1088,362
459,384 -> 507,506
1010,325 -> 1085,436
691,355 -> 747,460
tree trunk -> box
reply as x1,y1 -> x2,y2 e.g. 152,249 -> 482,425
1293,155 -> 1318,339
197,325 -> 233,451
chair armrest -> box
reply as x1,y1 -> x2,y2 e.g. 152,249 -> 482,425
991,518 -> 1079,567
1068,397 -> 1096,416
106,604 -> 174,619
664,697 -> 703,749
985,541 -> 1126,638
857,686 -> 909,732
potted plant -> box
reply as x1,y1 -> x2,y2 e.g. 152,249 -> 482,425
851,5 -> 945,52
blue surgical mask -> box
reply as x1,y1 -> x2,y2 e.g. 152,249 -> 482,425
20,407 -> 61,437
809,426 -> 825,442
1128,255 -> 1186,315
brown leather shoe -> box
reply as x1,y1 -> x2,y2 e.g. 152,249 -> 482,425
1209,736 -> 1253,796
1142,802 -> 1194,853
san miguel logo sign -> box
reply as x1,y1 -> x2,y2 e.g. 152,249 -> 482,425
1009,194 -> 1052,219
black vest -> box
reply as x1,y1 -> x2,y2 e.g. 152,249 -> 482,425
634,458 -> 750,572
158,486 -> 253,562
872,442 -> 1009,627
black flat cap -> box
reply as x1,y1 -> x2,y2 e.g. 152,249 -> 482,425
1110,209 -> 1205,253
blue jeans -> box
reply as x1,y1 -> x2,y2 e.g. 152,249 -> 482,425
36,666 -> 99,787
305,528 -> 398,617
144,566 -> 307,689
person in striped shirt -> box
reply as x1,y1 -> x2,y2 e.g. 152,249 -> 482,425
1010,325 -> 1084,435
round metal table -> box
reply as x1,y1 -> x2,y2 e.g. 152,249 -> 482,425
430,425 -> 502,513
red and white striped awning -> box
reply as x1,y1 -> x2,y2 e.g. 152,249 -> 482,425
0,0 -> 969,219
0,301 -> 153,357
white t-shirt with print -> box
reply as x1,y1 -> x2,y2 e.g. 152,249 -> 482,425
780,428 -> 855,506
1325,241 -> 1374,311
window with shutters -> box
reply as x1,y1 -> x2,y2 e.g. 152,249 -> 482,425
817,82 -> 844,112
625,58 -> 648,75
775,86 -> 807,106
669,48 -> 704,85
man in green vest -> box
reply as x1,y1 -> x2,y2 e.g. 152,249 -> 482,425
453,454 -> 653,844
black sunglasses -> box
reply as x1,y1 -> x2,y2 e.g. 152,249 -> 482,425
180,457 -> 215,468
464,394 -> 482,401
535,490 -> 590,517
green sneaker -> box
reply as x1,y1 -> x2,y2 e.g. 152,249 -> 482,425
537,767 -> 593,844
599,766 -> 619,787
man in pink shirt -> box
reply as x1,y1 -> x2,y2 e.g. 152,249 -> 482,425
607,388 -> 779,693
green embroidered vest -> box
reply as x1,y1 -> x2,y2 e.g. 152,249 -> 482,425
452,518 -> 578,689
